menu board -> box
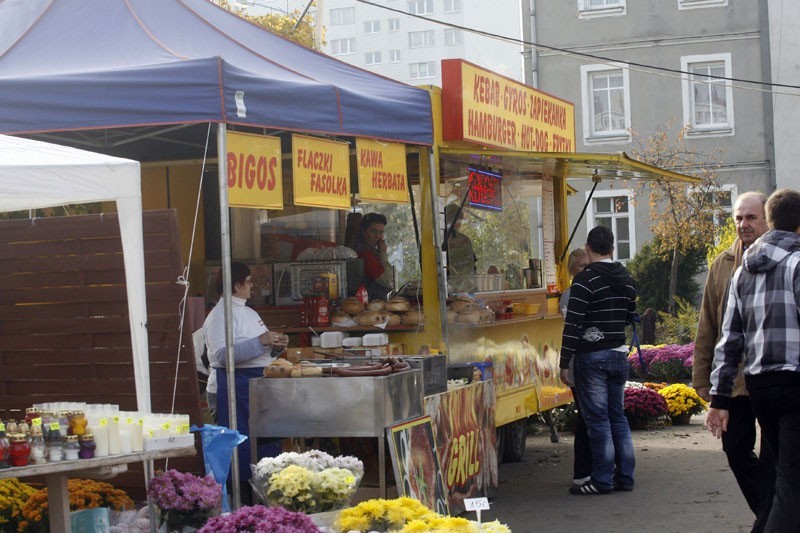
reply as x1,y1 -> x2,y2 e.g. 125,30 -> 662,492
540,176 -> 558,294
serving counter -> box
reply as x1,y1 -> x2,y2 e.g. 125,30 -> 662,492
249,369 -> 423,496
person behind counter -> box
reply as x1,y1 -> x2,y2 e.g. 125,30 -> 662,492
444,203 -> 477,293
350,212 -> 393,300
203,261 -> 288,503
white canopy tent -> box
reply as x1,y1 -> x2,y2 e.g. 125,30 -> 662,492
0,134 -> 151,412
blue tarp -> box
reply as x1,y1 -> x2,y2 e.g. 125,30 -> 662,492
0,0 -> 433,145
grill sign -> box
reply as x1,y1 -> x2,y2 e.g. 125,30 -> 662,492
468,167 -> 502,211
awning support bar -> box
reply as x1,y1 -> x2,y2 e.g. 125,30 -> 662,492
559,173 -> 601,263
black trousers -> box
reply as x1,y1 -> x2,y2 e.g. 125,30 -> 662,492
571,387 -> 592,480
722,395 -> 775,532
748,384 -> 800,533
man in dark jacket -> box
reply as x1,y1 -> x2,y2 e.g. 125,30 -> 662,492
560,226 -> 637,495
708,188 -> 800,532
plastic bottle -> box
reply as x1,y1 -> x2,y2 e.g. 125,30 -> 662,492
356,285 -> 369,306
316,294 -> 330,326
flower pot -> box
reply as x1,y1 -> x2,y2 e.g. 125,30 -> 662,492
670,413 -> 692,426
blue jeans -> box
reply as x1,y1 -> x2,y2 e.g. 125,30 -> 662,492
574,349 -> 635,490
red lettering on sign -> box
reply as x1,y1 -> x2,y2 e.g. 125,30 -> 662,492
360,148 -> 383,168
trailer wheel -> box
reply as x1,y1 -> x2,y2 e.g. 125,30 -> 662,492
503,419 -> 527,462
495,426 -> 506,465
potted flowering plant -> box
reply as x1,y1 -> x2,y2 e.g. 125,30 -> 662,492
335,497 -> 511,533
629,343 -> 694,382
251,450 -> 363,515
199,504 -> 319,532
624,384 -> 668,429
18,479 -> 134,533
658,383 -> 708,425
147,469 -> 222,532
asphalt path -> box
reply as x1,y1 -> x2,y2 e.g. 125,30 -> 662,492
481,413 -> 756,533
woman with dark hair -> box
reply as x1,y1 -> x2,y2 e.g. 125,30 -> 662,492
202,261 -> 287,503
350,212 -> 393,300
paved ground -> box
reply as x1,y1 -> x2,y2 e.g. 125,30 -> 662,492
481,413 -> 756,533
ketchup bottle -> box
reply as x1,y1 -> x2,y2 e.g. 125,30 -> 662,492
316,295 -> 330,327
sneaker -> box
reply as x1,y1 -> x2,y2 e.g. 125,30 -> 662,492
569,481 -> 612,495
572,476 -> 591,486
613,481 -> 634,492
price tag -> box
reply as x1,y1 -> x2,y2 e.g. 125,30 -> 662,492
50,422 -> 61,431
113,416 -> 120,423
464,498 -> 490,511
32,417 -> 42,427
180,424 -> 190,433
126,417 -> 133,425
162,422 -> 171,430
99,418 -> 108,427
138,418 -> 144,426
148,430 -> 155,438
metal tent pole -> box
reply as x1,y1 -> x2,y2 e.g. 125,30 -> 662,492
217,123 -> 241,509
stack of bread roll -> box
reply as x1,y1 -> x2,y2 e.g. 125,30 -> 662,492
337,296 -> 422,327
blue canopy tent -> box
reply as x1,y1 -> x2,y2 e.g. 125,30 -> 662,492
0,0 -> 432,146
0,0 -> 435,509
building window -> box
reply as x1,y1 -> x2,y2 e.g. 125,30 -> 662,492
388,18 -> 400,31
678,0 -> 728,9
408,0 -> 433,15
587,191 -> 635,261
329,7 -> 355,25
580,63 -> 631,143
410,61 -> 436,80
577,0 -> 626,18
365,51 -> 382,65
681,53 -> 734,136
408,30 -> 435,48
389,50 -> 401,63
330,38 -> 356,56
364,20 -> 381,34
445,0 -> 462,12
444,29 -> 462,45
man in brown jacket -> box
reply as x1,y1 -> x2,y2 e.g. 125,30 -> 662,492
693,191 -> 773,531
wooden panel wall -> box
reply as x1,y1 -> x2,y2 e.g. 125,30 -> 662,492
0,209 -> 204,493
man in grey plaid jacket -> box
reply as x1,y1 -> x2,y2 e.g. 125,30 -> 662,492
708,188 -> 800,532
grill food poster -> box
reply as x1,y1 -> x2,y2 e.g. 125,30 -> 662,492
356,138 -> 409,204
387,416 -> 449,516
423,381 -> 498,514
292,134 -> 351,209
226,131 -> 283,209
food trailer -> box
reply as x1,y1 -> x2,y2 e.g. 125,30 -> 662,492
240,60 -> 697,512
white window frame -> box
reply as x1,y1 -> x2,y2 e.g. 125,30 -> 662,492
410,61 -> 436,80
689,183 -> 738,230
585,189 -> 636,262
580,63 -> 631,144
577,0 -> 626,19
678,0 -> 728,9
444,28 -> 462,46
389,49 -> 401,63
408,30 -> 435,48
388,18 -> 400,31
363,20 -> 381,34
329,7 -> 355,25
365,51 -> 382,65
408,0 -> 433,15
445,0 -> 462,13
681,53 -> 734,137
330,38 -> 356,56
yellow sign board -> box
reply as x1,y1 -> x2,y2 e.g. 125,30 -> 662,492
225,131 -> 283,209
441,59 -> 576,153
292,135 -> 351,209
356,139 -> 409,204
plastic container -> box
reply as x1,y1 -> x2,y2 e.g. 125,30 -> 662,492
362,333 -> 389,347
320,331 -> 347,349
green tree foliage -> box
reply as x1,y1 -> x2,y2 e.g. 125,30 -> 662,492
706,217 -> 737,269
627,239 -> 705,314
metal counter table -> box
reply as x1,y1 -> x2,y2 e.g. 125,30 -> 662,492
249,369 -> 423,497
